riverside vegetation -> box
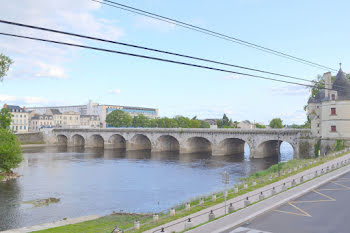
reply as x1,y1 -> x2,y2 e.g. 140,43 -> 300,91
34,149 -> 349,233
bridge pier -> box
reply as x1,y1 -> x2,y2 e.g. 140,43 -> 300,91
250,140 -> 281,159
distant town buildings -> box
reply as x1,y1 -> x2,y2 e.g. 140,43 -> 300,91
27,100 -> 158,128
3,100 -> 157,132
4,104 -> 29,133
307,68 -> 350,148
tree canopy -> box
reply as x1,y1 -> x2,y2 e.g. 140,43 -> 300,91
0,108 -> 12,129
217,114 -> 234,128
0,129 -> 23,173
105,110 -> 210,128
0,54 -> 13,82
269,118 -> 283,129
106,110 -> 133,127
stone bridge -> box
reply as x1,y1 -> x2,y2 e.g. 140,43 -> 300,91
46,128 -> 314,159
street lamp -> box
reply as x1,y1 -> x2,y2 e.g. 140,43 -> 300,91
222,171 -> 229,214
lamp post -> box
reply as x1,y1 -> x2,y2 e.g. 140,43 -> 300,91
222,171 -> 229,214
277,134 -> 281,176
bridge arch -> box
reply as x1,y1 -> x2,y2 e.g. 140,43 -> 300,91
108,134 -> 126,149
57,134 -> 68,146
72,134 -> 85,147
253,140 -> 295,159
213,138 -> 248,156
127,134 -> 152,151
87,134 -> 105,148
180,137 -> 212,154
154,135 -> 180,152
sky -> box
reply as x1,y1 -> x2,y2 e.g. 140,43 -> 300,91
0,0 -> 349,125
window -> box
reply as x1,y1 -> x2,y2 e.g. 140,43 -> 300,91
331,94 -> 335,100
317,123 -> 320,127
331,108 -> 336,115
24,126 -> 26,130
331,126 -> 337,132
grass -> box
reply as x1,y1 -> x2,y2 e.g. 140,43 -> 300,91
33,150 -> 349,233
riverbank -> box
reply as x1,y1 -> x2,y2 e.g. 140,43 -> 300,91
26,149 -> 349,233
20,143 -> 47,148
0,172 -> 20,182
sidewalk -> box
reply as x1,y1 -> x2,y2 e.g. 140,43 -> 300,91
145,152 -> 350,233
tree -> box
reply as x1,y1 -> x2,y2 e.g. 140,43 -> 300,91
0,108 -> 12,129
106,110 -> 133,127
0,129 -> 22,173
269,118 -> 283,128
0,54 -> 13,82
255,123 -> 266,128
199,120 -> 210,128
217,114 -> 233,128
132,114 -> 150,128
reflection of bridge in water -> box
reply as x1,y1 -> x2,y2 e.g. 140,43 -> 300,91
47,128 -> 313,159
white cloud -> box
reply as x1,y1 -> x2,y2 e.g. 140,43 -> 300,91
108,89 -> 121,94
270,85 -> 310,96
0,95 -> 48,106
35,62 -> 67,79
0,0 -> 124,80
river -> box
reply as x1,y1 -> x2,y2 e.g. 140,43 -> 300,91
0,143 -> 293,231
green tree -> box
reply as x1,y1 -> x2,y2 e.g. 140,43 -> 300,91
0,108 -> 12,129
217,114 -> 233,128
255,123 -> 266,128
199,120 -> 210,128
173,116 -> 191,128
106,110 -> 132,127
269,118 -> 283,128
132,114 -> 150,127
0,129 -> 22,173
0,54 -> 13,82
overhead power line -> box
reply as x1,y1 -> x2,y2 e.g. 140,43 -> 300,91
93,0 -> 337,72
0,31 -> 338,92
0,19 -> 331,86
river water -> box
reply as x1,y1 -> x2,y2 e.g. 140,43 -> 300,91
0,143 -> 293,231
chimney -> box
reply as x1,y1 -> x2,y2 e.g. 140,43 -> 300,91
324,72 -> 332,97
3,104 -> 7,109
23,106 -> 26,111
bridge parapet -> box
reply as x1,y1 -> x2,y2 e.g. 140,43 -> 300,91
47,128 -> 314,159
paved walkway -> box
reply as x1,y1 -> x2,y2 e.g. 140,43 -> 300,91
225,170 -> 350,233
146,152 -> 350,233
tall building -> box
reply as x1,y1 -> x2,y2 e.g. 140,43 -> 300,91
26,100 -> 158,127
307,67 -> 350,151
3,104 -> 29,133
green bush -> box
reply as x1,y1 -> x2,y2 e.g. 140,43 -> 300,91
336,140 -> 345,151
314,139 -> 321,157
0,129 -> 22,173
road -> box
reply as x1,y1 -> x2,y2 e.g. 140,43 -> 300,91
224,171 -> 350,233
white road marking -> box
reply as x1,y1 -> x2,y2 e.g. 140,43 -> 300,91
229,227 -> 273,233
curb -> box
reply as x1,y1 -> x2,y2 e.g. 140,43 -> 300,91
192,164 -> 350,233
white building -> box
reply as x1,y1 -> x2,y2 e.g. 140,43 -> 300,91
307,68 -> 350,150
4,104 -> 29,133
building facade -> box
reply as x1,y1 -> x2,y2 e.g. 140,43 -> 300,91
4,104 -> 29,133
307,68 -> 350,150
27,100 -> 158,128
30,115 -> 54,131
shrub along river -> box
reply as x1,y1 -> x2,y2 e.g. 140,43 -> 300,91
0,143 -> 293,231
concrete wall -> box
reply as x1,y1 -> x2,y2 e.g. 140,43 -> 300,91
15,132 -> 44,144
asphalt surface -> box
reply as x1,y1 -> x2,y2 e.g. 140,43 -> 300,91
224,171 -> 350,233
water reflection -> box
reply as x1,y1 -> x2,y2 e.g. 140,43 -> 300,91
0,143 -> 293,231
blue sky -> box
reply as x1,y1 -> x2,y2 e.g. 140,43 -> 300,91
0,0 -> 349,124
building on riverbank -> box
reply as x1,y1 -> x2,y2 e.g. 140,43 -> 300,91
26,100 -> 158,128
3,104 -> 29,133
307,67 -> 350,152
